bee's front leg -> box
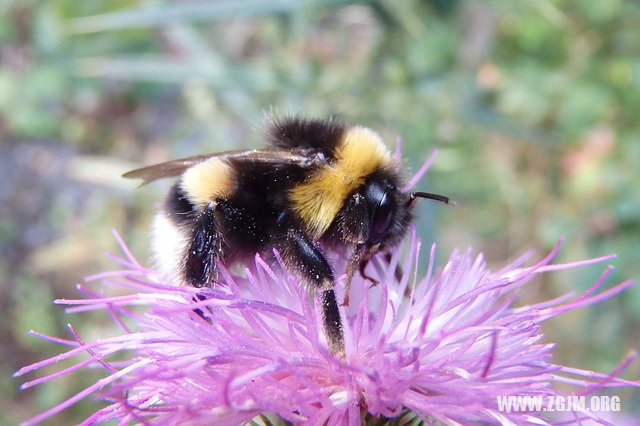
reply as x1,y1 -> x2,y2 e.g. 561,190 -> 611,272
276,229 -> 344,357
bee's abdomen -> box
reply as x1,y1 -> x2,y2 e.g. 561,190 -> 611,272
159,183 -> 271,287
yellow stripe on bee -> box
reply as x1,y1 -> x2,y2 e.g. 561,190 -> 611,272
181,157 -> 234,206
289,126 -> 392,238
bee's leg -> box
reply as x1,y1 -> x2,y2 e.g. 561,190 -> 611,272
358,255 -> 380,285
366,252 -> 409,298
277,229 -> 344,357
193,293 -> 212,324
353,251 -> 402,297
384,252 -> 404,283
278,230 -> 334,290
342,243 -> 366,306
362,252 -> 404,284
319,289 -> 344,357
184,201 -> 224,288
327,192 -> 372,306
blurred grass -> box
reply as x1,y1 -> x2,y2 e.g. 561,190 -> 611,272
2,0 -> 639,423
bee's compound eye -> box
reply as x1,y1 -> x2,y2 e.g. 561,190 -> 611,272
373,192 -> 393,234
365,180 -> 396,244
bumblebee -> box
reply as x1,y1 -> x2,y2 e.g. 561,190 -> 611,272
124,116 -> 450,355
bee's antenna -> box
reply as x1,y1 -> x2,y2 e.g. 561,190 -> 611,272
408,191 -> 454,207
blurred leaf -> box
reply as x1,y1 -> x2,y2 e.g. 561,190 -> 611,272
68,0 -> 365,33
75,56 -> 274,89
571,0 -> 622,25
0,70 -> 16,111
557,83 -> 615,138
12,275 -> 57,348
68,155 -> 139,189
0,0 -> 21,16
34,3 -> 64,54
29,236 -> 98,274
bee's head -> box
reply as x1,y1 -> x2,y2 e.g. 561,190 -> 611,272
362,174 -> 450,253
362,178 -> 407,249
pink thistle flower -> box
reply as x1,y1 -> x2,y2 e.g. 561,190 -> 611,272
15,148 -> 639,425
15,229 -> 639,425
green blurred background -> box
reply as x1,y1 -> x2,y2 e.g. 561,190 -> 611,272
2,0 -> 639,424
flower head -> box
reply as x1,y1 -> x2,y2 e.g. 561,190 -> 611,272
16,229 -> 638,425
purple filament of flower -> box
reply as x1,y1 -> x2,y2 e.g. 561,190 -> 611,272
14,227 -> 639,425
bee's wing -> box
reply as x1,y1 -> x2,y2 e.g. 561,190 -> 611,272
123,153 -> 224,185
123,148 -> 324,186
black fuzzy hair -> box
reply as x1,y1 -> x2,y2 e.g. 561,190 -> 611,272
266,116 -> 346,158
